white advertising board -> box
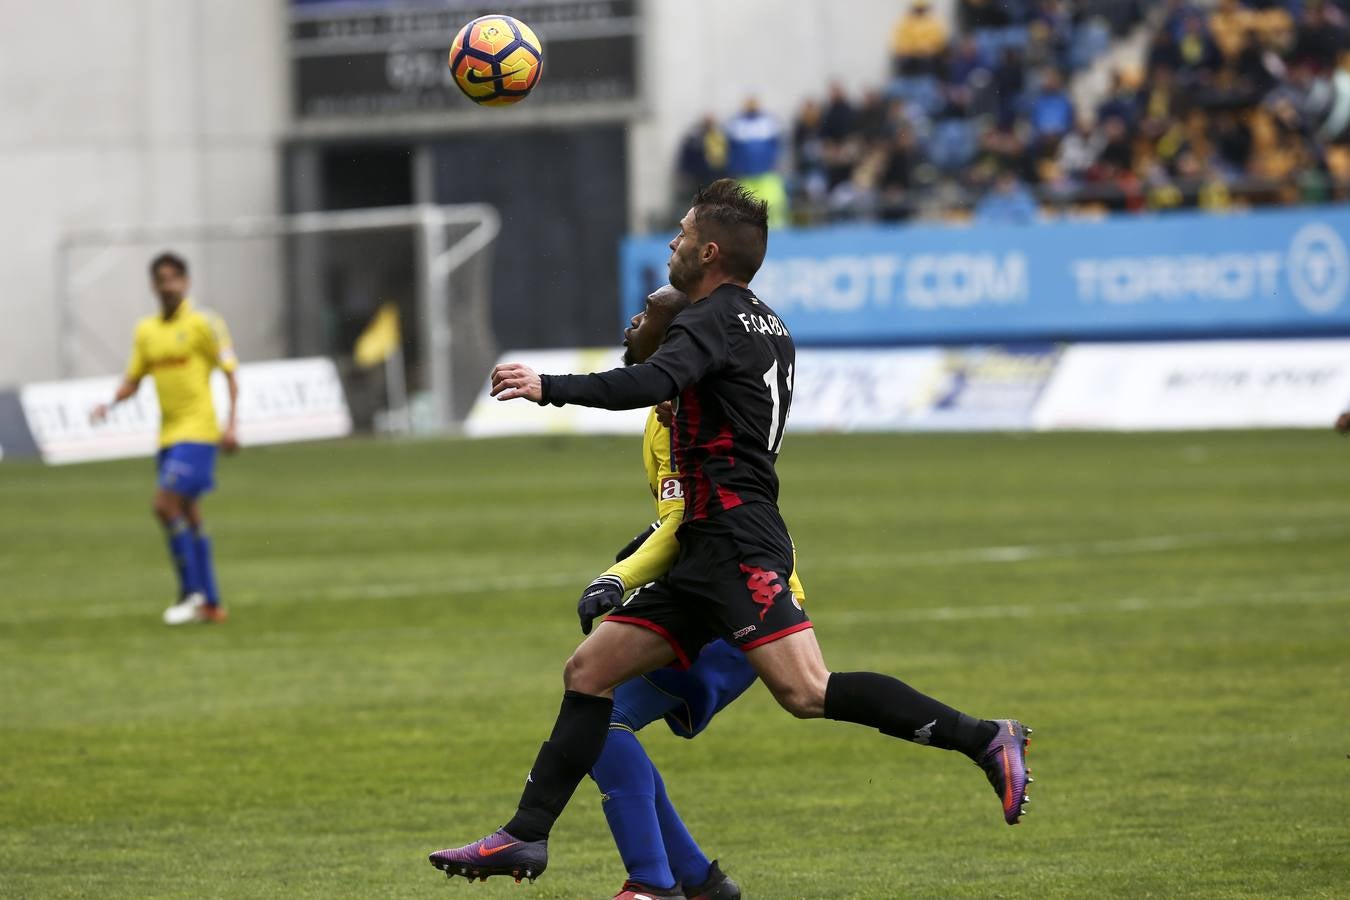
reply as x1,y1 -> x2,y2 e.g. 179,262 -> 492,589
20,357 -> 353,464
464,349 -> 649,438
1033,340 -> 1350,430
466,345 -> 1059,437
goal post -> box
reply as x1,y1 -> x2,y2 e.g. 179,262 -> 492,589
54,203 -> 501,432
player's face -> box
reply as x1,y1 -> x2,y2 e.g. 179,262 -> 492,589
667,209 -> 701,293
623,294 -> 673,365
151,265 -> 188,306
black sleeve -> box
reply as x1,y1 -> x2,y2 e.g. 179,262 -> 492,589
644,310 -> 727,390
537,308 -> 725,410
539,364 -> 679,410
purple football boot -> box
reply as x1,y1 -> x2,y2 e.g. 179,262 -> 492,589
428,828 -> 548,883
977,719 -> 1033,825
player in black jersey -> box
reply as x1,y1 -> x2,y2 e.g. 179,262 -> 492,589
428,180 -> 1033,886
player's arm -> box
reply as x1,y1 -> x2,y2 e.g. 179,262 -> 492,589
220,369 -> 240,453
1336,411 -> 1350,434
204,313 -> 240,453
576,417 -> 685,634
90,330 -> 147,424
89,378 -> 143,423
491,359 -> 677,409
604,503 -> 683,593
491,317 -> 726,410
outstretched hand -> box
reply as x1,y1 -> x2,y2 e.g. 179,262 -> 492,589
490,363 -> 543,403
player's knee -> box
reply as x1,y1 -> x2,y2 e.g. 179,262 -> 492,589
563,650 -> 598,694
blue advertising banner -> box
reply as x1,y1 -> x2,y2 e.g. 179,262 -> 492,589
620,207 -> 1350,344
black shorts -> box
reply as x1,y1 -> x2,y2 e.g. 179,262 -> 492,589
607,503 -> 812,668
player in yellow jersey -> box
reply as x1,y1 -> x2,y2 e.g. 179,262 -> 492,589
90,252 -> 238,625
579,286 -> 804,900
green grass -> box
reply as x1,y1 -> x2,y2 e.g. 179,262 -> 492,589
2,431 -> 1349,899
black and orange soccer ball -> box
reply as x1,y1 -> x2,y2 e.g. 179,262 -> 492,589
448,14 -> 543,106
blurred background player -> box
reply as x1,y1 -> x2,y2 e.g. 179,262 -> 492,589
90,252 -> 239,625
575,284 -> 804,900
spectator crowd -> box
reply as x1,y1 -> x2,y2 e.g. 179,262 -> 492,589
674,0 -> 1350,226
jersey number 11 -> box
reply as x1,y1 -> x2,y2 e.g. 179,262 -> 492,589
762,360 -> 793,454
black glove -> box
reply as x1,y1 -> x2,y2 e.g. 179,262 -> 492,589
615,522 -> 660,563
577,574 -> 625,635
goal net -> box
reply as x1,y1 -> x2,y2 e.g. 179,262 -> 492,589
55,204 -> 500,432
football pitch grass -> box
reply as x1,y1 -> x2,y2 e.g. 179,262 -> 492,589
2,430 -> 1347,899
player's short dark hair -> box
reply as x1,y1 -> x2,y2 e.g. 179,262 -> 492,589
149,252 -> 189,277
691,179 -> 769,282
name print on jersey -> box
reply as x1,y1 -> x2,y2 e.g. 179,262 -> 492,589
736,312 -> 789,337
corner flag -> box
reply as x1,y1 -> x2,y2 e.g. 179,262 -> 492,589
354,303 -> 401,368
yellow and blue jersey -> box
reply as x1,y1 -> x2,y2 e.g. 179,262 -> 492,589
604,408 -> 806,603
124,299 -> 236,448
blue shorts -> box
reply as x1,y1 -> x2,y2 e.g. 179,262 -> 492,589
611,639 -> 757,739
156,443 -> 218,498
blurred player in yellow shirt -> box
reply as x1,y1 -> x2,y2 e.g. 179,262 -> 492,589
90,252 -> 238,625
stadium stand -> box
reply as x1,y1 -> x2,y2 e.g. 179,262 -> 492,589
674,0 -> 1350,225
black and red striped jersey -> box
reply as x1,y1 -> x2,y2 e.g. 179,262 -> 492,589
539,283 -> 795,522
647,285 -> 794,521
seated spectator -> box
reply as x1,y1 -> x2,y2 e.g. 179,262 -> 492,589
1097,69 -> 1141,128
959,0 -> 1012,31
892,0 -> 950,76
991,47 -> 1027,120
1212,109 -> 1253,173
1030,68 -> 1074,137
1148,27 -> 1183,72
675,114 -> 728,199
1095,115 -> 1135,173
856,88 -> 892,141
820,82 -> 858,142
1209,0 -> 1253,63
945,34 -> 989,87
974,119 -> 1031,180
975,171 -> 1040,223
880,127 -> 921,201
1293,0 -> 1348,73
1138,65 -> 1180,139
1176,13 -> 1221,77
1023,20 -> 1062,71
1058,114 -> 1106,178
792,99 -> 828,204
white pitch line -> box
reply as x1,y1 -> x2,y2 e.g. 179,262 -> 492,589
828,522 -> 1350,571
1,523 -> 1345,627
824,587 -> 1350,626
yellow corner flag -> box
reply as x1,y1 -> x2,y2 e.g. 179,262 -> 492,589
354,302 -> 401,368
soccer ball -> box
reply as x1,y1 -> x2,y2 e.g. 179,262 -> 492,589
448,15 -> 543,106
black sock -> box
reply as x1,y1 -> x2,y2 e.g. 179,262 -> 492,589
823,671 -> 997,760
504,691 -> 614,842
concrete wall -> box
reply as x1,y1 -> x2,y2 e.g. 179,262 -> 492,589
0,0 -> 287,385
630,0 -> 953,232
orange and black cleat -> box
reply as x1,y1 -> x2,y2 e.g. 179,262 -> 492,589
428,828 -> 547,883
